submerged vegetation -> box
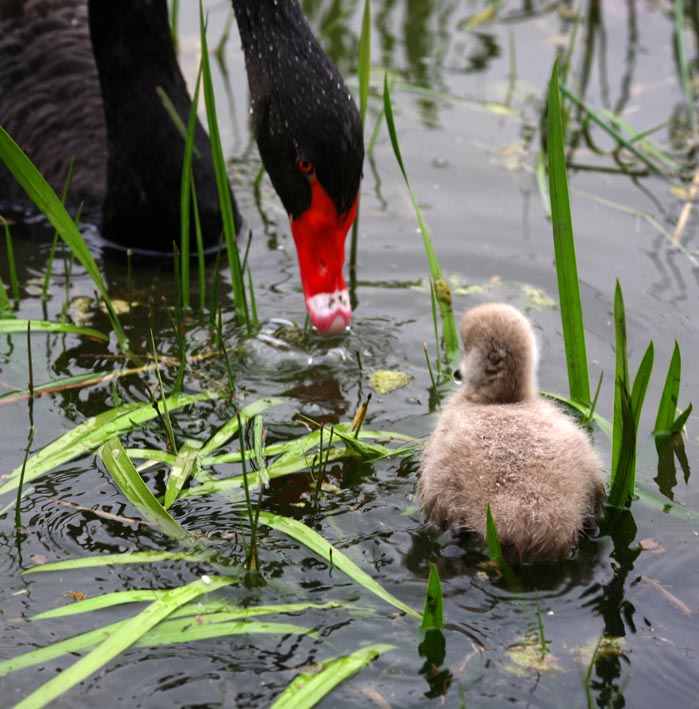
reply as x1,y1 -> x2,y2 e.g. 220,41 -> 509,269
1,1 -> 698,707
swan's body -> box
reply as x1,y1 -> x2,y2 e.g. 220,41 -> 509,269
417,303 -> 605,562
0,0 -> 363,334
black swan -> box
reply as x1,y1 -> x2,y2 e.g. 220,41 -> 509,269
0,0 -> 364,335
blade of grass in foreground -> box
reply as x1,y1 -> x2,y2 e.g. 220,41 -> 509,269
270,643 -> 394,709
258,510 -> 421,620
13,576 -> 235,709
0,125 -> 128,349
23,550 -> 213,575
0,391 -> 218,497
486,505 -> 520,591
654,341 -> 684,434
3,216 -> 20,305
547,60 -> 590,405
0,319 -> 108,341
421,562 -> 444,630
199,2 -> 250,330
382,74 -> 459,367
100,437 -> 190,541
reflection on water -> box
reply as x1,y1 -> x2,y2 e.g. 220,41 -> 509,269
1,0 -> 699,707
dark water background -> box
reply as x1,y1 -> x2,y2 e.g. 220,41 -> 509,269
1,1 -> 698,706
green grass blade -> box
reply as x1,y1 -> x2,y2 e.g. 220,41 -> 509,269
630,341 -> 654,430
674,0 -> 697,131
271,643 -> 394,709
3,217 -> 20,305
13,576 -> 235,709
0,272 -> 11,316
672,403 -> 692,433
199,2 -> 250,329
0,392 -> 217,497
32,590 -> 161,619
23,550 -> 212,575
5,602 -> 327,678
140,619 -> 313,646
164,441 -> 201,509
258,511 -> 421,619
547,60 -> 590,404
608,384 -> 637,508
100,437 -> 190,541
0,319 -> 108,341
486,505 -> 520,590
199,397 -> 284,456
358,0 -> 371,125
0,125 -> 128,349
382,74 -> 459,366
0,620 -> 124,677
655,341 -> 682,433
252,415 -> 270,488
421,562 -> 444,630
611,280 -> 629,479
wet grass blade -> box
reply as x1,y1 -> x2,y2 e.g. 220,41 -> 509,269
13,576 -> 235,709
271,643 -> 394,709
608,280 -> 653,508
3,601 -> 323,678
655,342 -> 682,433
32,590 -> 161,619
23,551 -> 213,574
0,319 -> 108,341
0,392 -> 217,497
358,0 -> 371,125
258,511 -> 422,619
100,437 -> 190,541
0,273 -> 11,315
547,61 -> 590,405
199,1 -> 250,330
198,397 -> 284,457
421,563 -> 444,630
0,125 -> 128,349
2,218 -> 20,307
674,0 -> 697,131
608,383 -> 637,508
383,74 -> 459,366
486,505 -> 520,591
349,0 -> 371,281
179,65 -> 204,310
164,441 -> 201,509
41,159 -> 75,303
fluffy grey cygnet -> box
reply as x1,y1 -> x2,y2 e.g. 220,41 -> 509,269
417,303 -> 605,562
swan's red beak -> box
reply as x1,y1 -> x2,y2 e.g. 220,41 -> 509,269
290,179 -> 358,336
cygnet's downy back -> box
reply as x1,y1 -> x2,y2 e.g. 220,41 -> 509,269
417,303 -> 605,563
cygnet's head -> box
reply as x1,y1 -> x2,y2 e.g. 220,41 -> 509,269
456,303 -> 538,404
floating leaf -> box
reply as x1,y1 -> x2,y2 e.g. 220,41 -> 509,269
369,370 -> 412,394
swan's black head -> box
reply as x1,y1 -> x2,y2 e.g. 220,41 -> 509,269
235,0 -> 364,335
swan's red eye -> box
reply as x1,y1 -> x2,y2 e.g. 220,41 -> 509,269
297,158 -> 314,174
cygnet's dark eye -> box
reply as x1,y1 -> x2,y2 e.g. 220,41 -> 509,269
297,157 -> 314,175
453,369 -> 463,383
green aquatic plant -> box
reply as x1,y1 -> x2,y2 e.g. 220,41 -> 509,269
383,74 -> 460,370
199,1 -> 254,331
0,126 -> 128,349
421,562 -> 444,631
547,60 -> 590,406
270,643 -> 395,709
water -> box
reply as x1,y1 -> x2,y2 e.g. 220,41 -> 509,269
1,1 -> 698,707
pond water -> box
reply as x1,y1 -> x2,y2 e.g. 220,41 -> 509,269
1,1 -> 698,707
